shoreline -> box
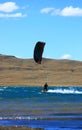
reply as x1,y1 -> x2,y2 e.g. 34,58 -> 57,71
0,126 -> 43,130
0,118 -> 82,130
0,85 -> 82,87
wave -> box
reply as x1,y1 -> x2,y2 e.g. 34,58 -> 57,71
47,88 -> 82,94
0,86 -> 8,91
0,116 -> 56,120
0,115 -> 82,120
0,116 -> 39,120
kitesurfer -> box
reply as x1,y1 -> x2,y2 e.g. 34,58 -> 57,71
42,83 -> 48,92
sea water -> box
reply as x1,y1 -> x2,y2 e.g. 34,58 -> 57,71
0,86 -> 82,130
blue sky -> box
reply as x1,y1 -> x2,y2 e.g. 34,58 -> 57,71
0,0 -> 82,61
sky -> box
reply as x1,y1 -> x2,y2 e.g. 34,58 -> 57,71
0,0 -> 82,61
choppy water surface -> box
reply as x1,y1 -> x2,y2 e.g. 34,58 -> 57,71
0,86 -> 82,129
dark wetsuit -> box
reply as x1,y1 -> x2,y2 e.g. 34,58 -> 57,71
43,83 -> 48,91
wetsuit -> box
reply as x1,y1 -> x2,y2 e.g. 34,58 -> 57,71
44,83 -> 48,91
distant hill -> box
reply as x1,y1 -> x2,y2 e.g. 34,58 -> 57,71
0,54 -> 82,86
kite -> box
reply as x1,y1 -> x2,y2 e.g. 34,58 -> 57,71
33,41 -> 45,64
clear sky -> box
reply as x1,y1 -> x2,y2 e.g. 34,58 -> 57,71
0,0 -> 82,61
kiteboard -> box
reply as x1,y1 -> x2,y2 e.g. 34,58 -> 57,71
41,89 -> 47,92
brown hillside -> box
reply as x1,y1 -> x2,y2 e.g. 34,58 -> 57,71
0,54 -> 82,86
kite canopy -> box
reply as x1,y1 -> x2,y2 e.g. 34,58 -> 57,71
33,41 -> 45,64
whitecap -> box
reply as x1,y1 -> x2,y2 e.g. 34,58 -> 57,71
47,88 -> 82,94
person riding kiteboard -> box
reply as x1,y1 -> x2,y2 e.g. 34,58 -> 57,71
41,83 -> 48,92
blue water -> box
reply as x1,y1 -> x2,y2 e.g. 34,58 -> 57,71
0,86 -> 82,130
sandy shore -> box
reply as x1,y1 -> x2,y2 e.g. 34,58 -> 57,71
0,126 -> 43,130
